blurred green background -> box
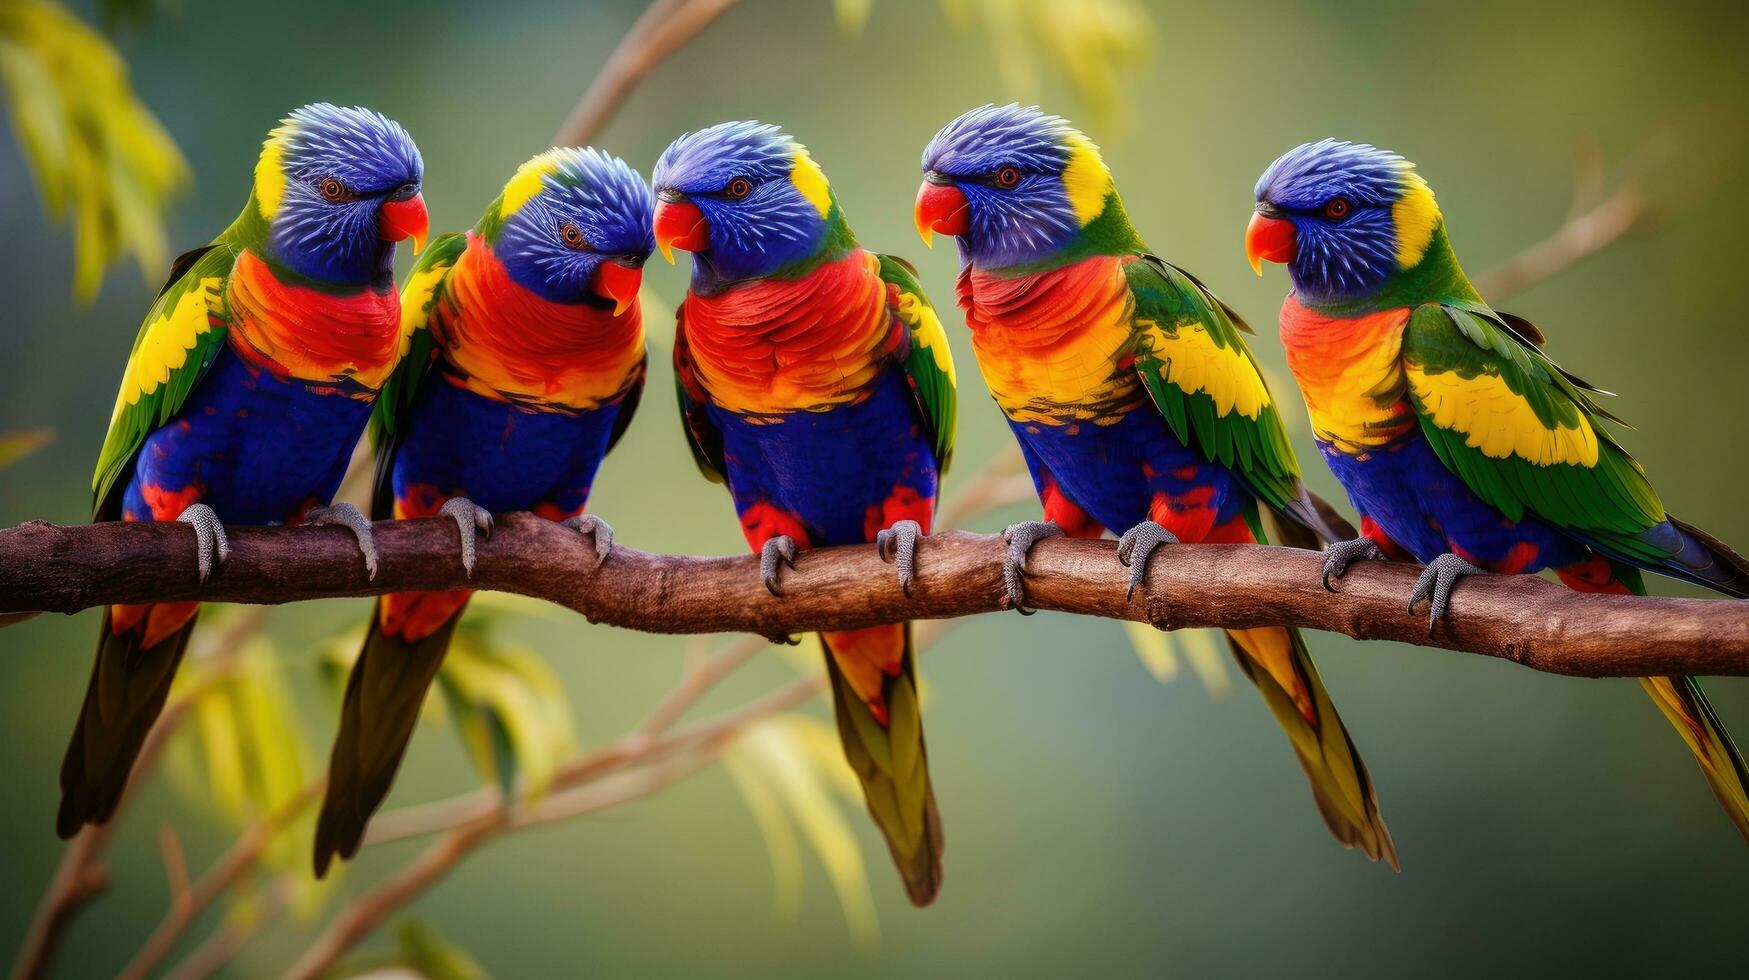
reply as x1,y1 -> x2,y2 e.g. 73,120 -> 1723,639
3,0 -> 1748,976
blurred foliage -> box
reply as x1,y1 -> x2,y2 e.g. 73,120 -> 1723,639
334,919 -> 491,980
1124,621 -> 1233,698
164,626 -> 333,919
0,0 -> 187,301
940,0 -> 1153,131
0,425 -> 53,468
725,713 -> 880,945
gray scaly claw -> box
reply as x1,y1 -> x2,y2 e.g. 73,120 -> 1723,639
177,503 -> 230,585
561,514 -> 615,567
1116,520 -> 1179,602
439,497 -> 493,578
1001,520 -> 1064,615
305,502 -> 379,580
1322,536 -> 1386,591
1408,552 -> 1486,632
760,535 -> 798,597
875,519 -> 923,597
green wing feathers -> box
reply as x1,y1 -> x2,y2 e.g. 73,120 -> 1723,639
93,244 -> 238,519
1402,303 -> 1667,562
821,626 -> 945,906
1124,255 -> 1301,512
876,253 -> 958,475
369,232 -> 466,518
1226,626 -> 1397,868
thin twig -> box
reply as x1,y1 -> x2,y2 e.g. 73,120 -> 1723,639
552,0 -> 743,147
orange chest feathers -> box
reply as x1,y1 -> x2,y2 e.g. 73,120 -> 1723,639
1276,294 -> 1415,454
681,249 -> 903,415
225,249 -> 401,394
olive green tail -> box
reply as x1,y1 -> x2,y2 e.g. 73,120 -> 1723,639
821,624 -> 945,906
1640,675 -> 1749,842
1225,626 -> 1399,869
313,603 -> 460,877
58,609 -> 199,838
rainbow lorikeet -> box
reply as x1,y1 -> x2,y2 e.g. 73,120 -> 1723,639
62,104 -> 426,839
311,148 -> 653,875
916,105 -> 1397,866
1247,138 -> 1749,841
652,122 -> 958,904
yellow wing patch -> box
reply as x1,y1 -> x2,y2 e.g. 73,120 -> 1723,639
790,147 -> 833,219
890,288 -> 957,386
1138,317 -> 1271,420
398,257 -> 454,357
1407,364 -> 1599,467
109,277 -> 223,425
501,151 -> 564,218
1060,131 -> 1114,226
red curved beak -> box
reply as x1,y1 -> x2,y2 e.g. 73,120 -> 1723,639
1245,210 -> 1296,276
592,260 -> 643,316
379,193 -> 430,255
654,200 -> 709,264
914,180 -> 969,248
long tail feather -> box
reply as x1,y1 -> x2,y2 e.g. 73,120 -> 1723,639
1562,557 -> 1749,842
59,607 -> 199,837
1225,626 -> 1399,868
313,602 -> 461,877
820,624 -> 945,905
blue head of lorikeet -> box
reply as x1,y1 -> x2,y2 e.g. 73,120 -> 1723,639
651,120 -> 845,286
482,147 -> 654,312
1246,138 -> 1445,306
257,103 -> 427,283
916,103 -> 1120,269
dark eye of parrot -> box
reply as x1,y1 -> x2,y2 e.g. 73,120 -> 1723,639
559,222 -> 588,251
994,166 -> 1021,189
725,177 -> 752,199
1324,197 -> 1351,220
319,177 -> 354,203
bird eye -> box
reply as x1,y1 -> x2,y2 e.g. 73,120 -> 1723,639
725,177 -> 752,199
559,222 -> 588,250
319,178 -> 353,203
995,166 -> 1021,189
1324,197 -> 1350,220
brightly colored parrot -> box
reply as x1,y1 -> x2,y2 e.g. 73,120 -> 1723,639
312,147 -> 653,875
652,122 -> 958,904
1247,138 -> 1749,841
61,104 -> 427,839
916,105 -> 1397,866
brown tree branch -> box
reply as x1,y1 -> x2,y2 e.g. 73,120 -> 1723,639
4,515 -> 1747,677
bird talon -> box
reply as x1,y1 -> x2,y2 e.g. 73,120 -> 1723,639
760,535 -> 799,597
1000,520 -> 1063,613
875,519 -> 923,597
561,514 -> 615,567
1321,537 -> 1386,592
1116,521 -> 1178,602
1407,553 -> 1486,629
439,497 -> 493,578
305,502 -> 379,580
176,503 -> 230,585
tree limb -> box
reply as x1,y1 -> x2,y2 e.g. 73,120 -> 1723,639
4,516 -> 1746,677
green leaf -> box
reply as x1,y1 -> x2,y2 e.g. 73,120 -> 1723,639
0,427 -> 53,469
394,918 -> 490,980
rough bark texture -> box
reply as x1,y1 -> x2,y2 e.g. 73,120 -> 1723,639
3,516 -> 1747,677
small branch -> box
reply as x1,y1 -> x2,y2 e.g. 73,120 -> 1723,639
4,517 -> 1747,677
551,0 -> 742,147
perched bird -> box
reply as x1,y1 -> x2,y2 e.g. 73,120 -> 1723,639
917,104 -> 1396,866
1247,138 -> 1749,840
312,147 -> 653,875
62,104 -> 426,839
653,122 -> 958,904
